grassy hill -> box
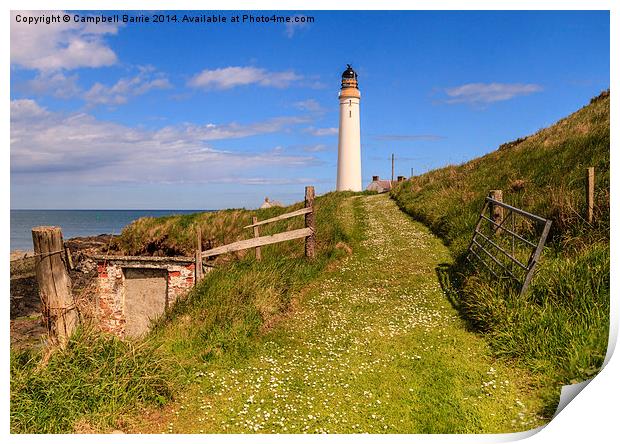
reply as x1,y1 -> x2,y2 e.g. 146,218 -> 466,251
391,91 -> 610,406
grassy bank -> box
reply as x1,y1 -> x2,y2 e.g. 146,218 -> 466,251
390,92 -> 610,402
11,191 -> 360,433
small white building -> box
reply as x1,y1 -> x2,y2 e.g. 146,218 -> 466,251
260,197 -> 284,209
366,175 -> 393,193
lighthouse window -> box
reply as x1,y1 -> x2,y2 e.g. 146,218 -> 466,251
349,99 -> 352,106
349,110 -> 351,117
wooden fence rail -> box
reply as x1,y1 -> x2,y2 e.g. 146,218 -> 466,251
202,228 -> 313,258
243,207 -> 312,228
200,186 -> 316,261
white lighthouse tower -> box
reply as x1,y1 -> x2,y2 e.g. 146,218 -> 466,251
336,64 -> 362,192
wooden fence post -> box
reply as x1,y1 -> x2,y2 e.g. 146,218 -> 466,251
195,227 -> 203,285
489,189 -> 504,235
305,186 -> 316,259
252,216 -> 262,261
31,226 -> 78,346
587,167 -> 595,223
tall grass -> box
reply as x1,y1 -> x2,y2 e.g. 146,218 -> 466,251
10,328 -> 175,433
391,91 -> 610,402
10,191 -> 360,433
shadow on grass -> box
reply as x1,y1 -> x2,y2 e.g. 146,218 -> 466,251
435,258 -> 480,334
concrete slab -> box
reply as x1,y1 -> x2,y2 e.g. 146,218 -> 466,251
123,268 -> 168,338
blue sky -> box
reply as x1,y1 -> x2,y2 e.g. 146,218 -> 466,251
10,10 -> 609,209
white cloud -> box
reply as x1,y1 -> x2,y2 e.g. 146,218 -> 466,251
217,177 -> 315,185
373,134 -> 444,142
302,144 -> 329,152
188,66 -> 302,90
23,66 -> 171,106
11,10 -> 119,71
304,127 -> 338,136
443,83 -> 543,104
155,116 -> 310,143
293,99 -> 324,113
284,143 -> 331,153
27,72 -> 82,98
83,67 -> 171,105
10,99 -> 50,120
10,99 -> 318,185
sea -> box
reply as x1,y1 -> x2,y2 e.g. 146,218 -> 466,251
10,209 -> 205,252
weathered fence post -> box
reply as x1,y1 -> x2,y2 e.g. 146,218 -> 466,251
586,167 -> 595,223
31,226 -> 78,346
252,216 -> 262,261
305,186 -> 316,259
489,189 -> 504,235
195,227 -> 203,285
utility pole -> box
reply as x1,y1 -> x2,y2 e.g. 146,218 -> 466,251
391,153 -> 395,183
410,167 -> 414,178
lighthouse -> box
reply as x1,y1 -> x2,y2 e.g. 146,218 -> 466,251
336,64 -> 362,192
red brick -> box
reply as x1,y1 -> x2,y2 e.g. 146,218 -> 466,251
185,263 -> 195,270
169,271 -> 181,277
186,277 -> 194,284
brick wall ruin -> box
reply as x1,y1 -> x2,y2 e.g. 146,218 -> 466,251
93,255 -> 204,337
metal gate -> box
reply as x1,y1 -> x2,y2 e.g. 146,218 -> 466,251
466,197 -> 552,297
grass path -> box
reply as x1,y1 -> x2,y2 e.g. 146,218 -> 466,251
134,194 -> 548,434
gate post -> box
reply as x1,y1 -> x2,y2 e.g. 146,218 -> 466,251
489,189 -> 504,235
32,226 -> 78,346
